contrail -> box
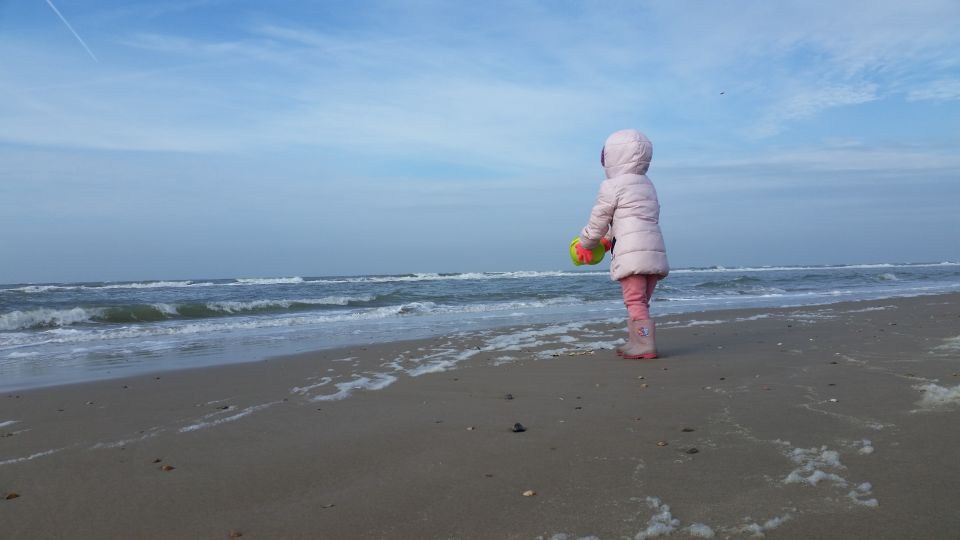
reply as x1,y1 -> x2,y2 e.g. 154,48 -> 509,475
44,0 -> 98,62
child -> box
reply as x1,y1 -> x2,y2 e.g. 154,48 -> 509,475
575,129 -> 669,359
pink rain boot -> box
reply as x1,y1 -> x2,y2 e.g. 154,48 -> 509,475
621,319 -> 657,360
614,319 -> 633,356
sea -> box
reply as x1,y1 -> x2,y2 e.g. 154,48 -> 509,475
2,262 -> 958,391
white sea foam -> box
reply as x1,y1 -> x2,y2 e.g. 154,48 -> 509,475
915,383 -> 960,409
151,303 -> 180,316
482,322 -> 585,351
934,336 -> 960,352
408,350 -> 480,376
0,448 -> 62,466
312,270 -> 606,284
90,427 -> 162,449
179,401 -> 282,432
4,351 -> 39,358
312,373 -> 398,401
99,280 -> 199,289
687,523 -> 715,538
741,515 -> 791,537
232,277 -> 304,285
855,439 -> 875,455
671,262 -> 959,274
635,497 -> 681,539
290,377 -> 333,395
0,420 -> 18,428
847,482 -> 879,507
783,446 -> 847,486
205,295 -> 376,313
844,306 -> 895,313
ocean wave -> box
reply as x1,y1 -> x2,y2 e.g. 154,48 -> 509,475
0,307 -> 101,331
1,281 -> 211,293
0,297 -> 591,347
672,262 -> 960,274
0,296 -> 380,330
311,270 -> 606,284
232,277 -> 305,285
694,276 -> 763,288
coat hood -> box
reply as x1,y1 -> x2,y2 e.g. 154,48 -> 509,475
601,129 -> 652,179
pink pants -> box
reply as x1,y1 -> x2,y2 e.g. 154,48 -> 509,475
620,274 -> 659,320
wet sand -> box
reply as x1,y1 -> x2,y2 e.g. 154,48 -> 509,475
2,294 -> 959,539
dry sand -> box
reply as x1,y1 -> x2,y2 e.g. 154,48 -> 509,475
2,294 -> 959,539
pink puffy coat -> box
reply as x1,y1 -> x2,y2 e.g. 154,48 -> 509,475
579,129 -> 669,281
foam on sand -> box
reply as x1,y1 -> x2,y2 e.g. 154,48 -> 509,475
635,496 -> 680,539
783,446 -> 847,486
312,373 -> 398,401
740,515 -> 791,537
855,439 -> 875,455
0,448 -> 62,467
847,482 -> 879,507
179,401 -> 283,432
934,335 -> 960,352
914,383 -> 960,409
687,523 -> 716,538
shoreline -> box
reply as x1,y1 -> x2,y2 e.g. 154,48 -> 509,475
2,293 -> 959,538
5,288 -> 960,394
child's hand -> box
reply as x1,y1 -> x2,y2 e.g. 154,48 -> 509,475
574,242 -> 594,264
601,238 -> 613,252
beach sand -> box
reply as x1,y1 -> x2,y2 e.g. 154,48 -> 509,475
2,294 -> 959,539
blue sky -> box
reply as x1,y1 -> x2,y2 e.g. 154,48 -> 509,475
1,0 -> 958,283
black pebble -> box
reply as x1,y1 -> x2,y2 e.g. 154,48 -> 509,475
687,448 -> 700,454
681,427 -> 695,432
512,423 -> 526,433
504,393 -> 514,400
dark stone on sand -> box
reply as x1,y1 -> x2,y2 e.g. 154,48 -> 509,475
512,423 -> 526,433
504,393 -> 514,400
681,427 -> 695,432
687,448 -> 700,454
575,406 -> 582,410
5,493 -> 20,500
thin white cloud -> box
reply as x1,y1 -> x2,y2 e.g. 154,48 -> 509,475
907,79 -> 960,102
751,84 -> 880,137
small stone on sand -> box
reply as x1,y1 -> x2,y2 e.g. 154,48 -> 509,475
686,448 -> 700,454
228,531 -> 242,538
656,441 -> 668,447
522,490 -> 536,497
5,493 -> 20,500
160,465 -> 175,471
512,423 -> 526,433
681,427 -> 695,432
504,393 -> 514,400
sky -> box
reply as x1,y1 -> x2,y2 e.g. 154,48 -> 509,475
1,0 -> 959,283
